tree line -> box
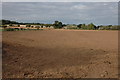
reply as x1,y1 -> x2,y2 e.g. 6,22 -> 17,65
53,21 -> 119,30
0,19 -> 119,30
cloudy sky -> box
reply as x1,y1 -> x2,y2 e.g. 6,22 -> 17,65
2,0 -> 120,2
2,2 -> 118,25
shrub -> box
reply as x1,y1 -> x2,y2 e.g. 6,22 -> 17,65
5,28 -> 15,31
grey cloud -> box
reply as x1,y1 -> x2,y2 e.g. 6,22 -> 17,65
2,2 -> 118,25
2,0 -> 119,2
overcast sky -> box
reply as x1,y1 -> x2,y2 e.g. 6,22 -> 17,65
2,0 -> 120,2
2,2 -> 118,25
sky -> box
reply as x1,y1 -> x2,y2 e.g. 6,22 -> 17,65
1,0 -> 120,2
2,2 -> 118,25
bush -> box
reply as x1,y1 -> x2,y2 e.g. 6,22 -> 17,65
68,27 -> 79,29
5,28 -> 15,31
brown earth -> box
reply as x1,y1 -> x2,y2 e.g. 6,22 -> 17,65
2,29 -> 118,78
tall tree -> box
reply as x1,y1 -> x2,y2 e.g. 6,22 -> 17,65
77,24 -> 82,29
53,21 -> 63,29
87,23 -> 96,30
81,24 -> 86,29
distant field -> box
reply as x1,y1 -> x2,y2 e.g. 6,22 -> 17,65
2,29 -> 118,78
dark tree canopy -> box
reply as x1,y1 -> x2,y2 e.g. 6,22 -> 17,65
1,19 -> 119,30
53,21 -> 63,29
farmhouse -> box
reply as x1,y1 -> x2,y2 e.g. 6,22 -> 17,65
6,25 -> 10,27
49,26 -> 54,29
20,25 -> 26,28
5,24 -> 27,30
6,24 -> 18,27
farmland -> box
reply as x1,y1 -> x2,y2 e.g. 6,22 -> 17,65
2,29 -> 118,78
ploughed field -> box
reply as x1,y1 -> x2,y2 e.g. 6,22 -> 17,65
2,29 -> 118,78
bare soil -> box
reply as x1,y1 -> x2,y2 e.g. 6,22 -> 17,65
2,29 -> 118,78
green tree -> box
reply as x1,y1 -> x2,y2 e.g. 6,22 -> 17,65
87,23 -> 96,30
53,21 -> 63,29
77,24 -> 82,29
81,24 -> 86,29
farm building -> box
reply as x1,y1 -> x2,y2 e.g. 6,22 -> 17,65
20,25 -> 26,27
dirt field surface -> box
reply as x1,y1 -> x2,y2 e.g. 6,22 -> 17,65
2,30 -> 118,78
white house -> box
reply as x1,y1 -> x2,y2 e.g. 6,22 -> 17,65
49,26 -> 54,29
20,25 -> 26,27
